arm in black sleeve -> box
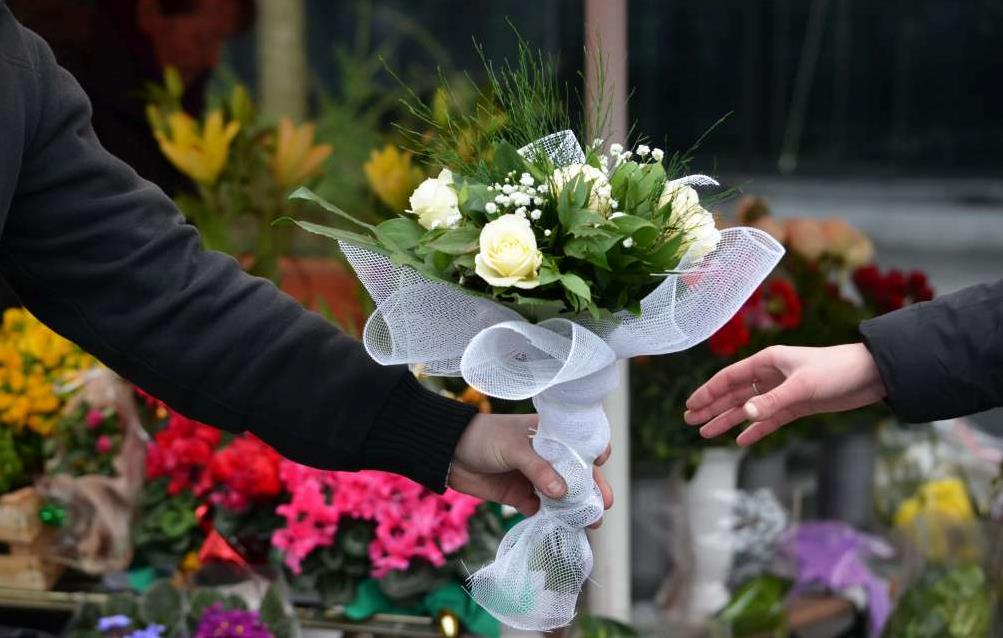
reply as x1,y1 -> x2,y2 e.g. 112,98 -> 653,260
0,15 -> 473,491
859,278 -> 1003,423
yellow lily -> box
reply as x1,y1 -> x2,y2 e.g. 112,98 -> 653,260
154,110 -> 240,185
894,477 -> 978,561
363,145 -> 425,212
271,117 -> 333,189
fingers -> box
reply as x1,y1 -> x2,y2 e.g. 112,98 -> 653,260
685,350 -> 787,423
588,467 -> 613,529
595,444 -> 612,467
742,375 -> 809,424
737,409 -> 800,447
698,406 -> 749,438
513,445 -> 567,499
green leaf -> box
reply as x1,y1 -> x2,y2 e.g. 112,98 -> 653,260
424,226 -> 481,255
560,273 -> 592,303
258,585 -> 288,634
288,187 -> 375,230
458,182 -> 493,221
646,234 -> 685,271
374,217 -> 424,251
565,235 -> 618,271
492,141 -> 529,176
539,259 -> 561,286
610,214 -> 657,236
609,161 -> 639,199
454,253 -> 476,269
279,218 -> 380,252
566,209 -> 609,238
141,580 -> 183,627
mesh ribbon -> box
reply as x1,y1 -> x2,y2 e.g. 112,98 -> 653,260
339,131 -> 784,629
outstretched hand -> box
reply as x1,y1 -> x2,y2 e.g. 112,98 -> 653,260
684,344 -> 887,446
450,413 -> 613,528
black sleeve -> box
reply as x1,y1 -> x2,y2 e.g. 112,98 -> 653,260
860,278 -> 1003,423
0,17 -> 474,492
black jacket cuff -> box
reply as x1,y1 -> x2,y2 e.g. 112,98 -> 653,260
361,373 -> 476,493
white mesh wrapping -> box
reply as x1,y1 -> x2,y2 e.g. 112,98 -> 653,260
336,134 -> 784,630
518,130 -> 586,166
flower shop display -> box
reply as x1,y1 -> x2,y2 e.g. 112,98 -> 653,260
69,579 -> 298,638
133,396 -> 284,574
145,68 -> 332,283
36,369 -> 148,574
287,38 -> 782,629
0,308 -> 98,494
271,462 -> 504,636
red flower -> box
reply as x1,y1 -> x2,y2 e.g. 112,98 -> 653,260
709,312 -> 750,357
208,434 -> 282,509
764,279 -> 803,330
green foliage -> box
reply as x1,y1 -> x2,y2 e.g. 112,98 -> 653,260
132,477 -> 201,571
717,574 -> 791,637
572,615 -> 639,638
882,565 -> 993,638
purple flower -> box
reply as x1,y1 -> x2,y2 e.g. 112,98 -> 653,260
125,624 -> 165,638
98,615 -> 132,632
194,604 -> 273,638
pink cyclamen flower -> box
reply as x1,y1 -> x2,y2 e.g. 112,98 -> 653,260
95,434 -> 113,454
85,408 -> 105,429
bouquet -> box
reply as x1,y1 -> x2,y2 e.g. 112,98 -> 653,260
287,40 -> 782,629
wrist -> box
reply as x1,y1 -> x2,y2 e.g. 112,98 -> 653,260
854,342 -> 887,399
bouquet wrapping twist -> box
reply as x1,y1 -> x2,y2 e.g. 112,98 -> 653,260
340,134 -> 783,629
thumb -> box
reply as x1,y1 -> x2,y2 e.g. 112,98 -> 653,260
513,445 -> 566,499
743,375 -> 808,422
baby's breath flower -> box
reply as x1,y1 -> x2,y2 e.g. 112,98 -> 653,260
544,229 -> 552,237
530,209 -> 542,220
610,143 -> 623,156
513,193 -> 532,208
610,199 -> 620,209
622,237 -> 634,248
533,197 -> 544,206
519,173 -> 535,186
502,184 -> 515,195
494,194 -> 510,206
610,212 -> 626,219
592,137 -> 604,148
637,144 -> 650,157
487,185 -> 495,192
651,148 -> 664,162
485,202 -> 498,214
619,151 -> 633,162
515,206 -> 527,217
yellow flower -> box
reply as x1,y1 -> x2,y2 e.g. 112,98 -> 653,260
364,145 -> 425,212
155,110 -> 240,185
271,117 -> 333,189
894,477 -> 977,561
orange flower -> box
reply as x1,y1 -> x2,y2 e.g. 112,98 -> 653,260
821,218 -> 874,268
785,218 -> 827,261
459,386 -> 492,414
271,117 -> 333,189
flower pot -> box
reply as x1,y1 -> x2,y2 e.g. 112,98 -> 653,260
683,447 -> 744,618
278,258 -> 364,331
738,445 -> 790,503
630,472 -> 674,600
817,427 -> 877,529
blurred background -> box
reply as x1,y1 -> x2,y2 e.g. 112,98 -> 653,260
2,1 -> 1002,637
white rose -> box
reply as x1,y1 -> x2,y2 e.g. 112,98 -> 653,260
474,214 -> 543,289
551,163 -> 612,215
407,168 -> 461,230
659,184 -> 721,259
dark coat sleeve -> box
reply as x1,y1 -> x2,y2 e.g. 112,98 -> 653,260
0,11 -> 473,492
860,278 -> 1003,423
